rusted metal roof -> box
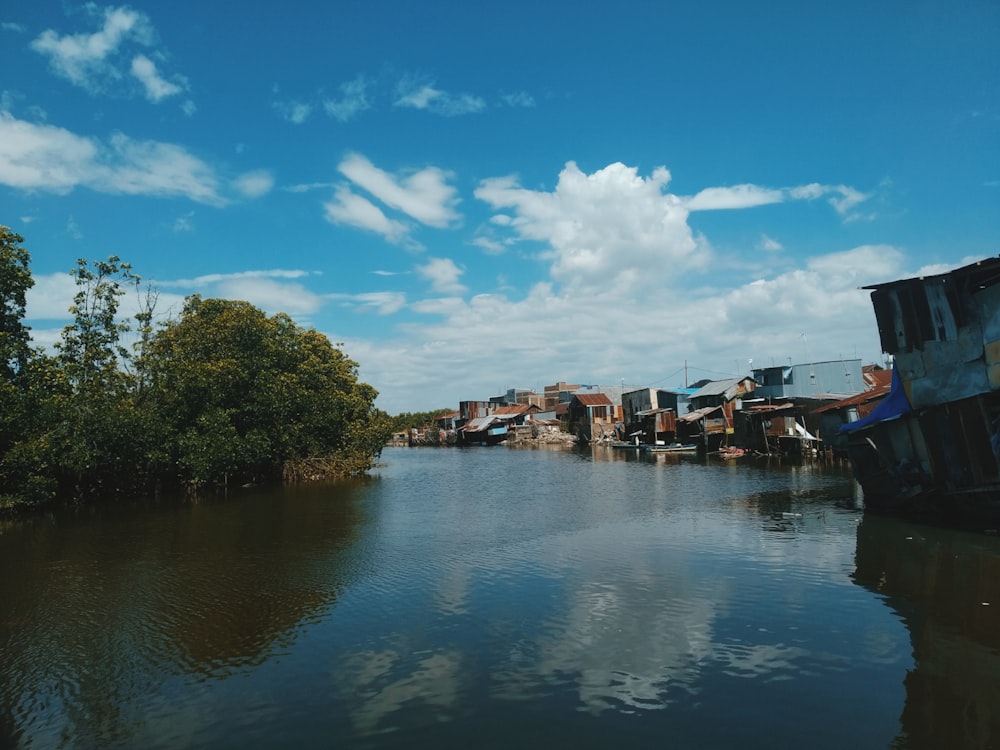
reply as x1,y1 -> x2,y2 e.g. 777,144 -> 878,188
743,402 -> 796,414
491,404 -> 531,416
573,393 -> 614,406
862,367 -> 892,389
811,384 -> 891,414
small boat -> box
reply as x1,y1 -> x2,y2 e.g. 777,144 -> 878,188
641,442 -> 698,453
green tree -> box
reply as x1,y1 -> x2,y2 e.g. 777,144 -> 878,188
143,296 -> 390,490
51,257 -> 147,499
0,226 -> 33,382
0,227 -> 54,510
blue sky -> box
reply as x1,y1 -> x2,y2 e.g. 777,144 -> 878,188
2,1 -> 998,413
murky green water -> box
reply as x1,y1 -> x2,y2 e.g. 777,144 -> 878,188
2,446 -> 999,748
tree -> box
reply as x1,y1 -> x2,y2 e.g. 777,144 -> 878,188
0,226 -> 33,382
50,257 -> 147,499
0,226 -> 67,509
143,296 -> 391,489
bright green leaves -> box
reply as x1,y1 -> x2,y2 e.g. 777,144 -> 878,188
0,235 -> 390,511
145,296 -> 390,489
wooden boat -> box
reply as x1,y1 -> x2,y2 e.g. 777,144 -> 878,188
641,442 -> 698,453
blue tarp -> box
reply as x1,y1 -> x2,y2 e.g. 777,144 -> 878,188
838,367 -> 912,434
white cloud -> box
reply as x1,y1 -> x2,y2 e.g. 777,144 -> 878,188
101,132 -> 221,204
501,91 -> 535,108
130,54 -> 184,101
215,277 -> 323,316
349,292 -> 406,315
759,234 -> 783,252
0,112 -> 98,192
472,236 -> 506,255
0,111 -> 276,205
476,161 -> 703,292
66,215 -> 83,240
274,100 -> 312,124
323,163 -> 894,413
323,74 -> 373,122
31,6 -> 151,90
338,153 -> 460,228
686,184 -> 785,211
394,78 -> 485,116
26,272 -> 79,320
232,169 -> 274,198
30,5 -> 185,103
827,185 -> 872,220
343,239 -> 903,413
173,211 -> 195,233
323,185 -> 412,244
417,257 -> 466,294
164,269 -> 314,287
685,182 -> 874,219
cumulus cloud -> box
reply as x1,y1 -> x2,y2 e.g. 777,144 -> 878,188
31,5 -> 186,102
342,239 -> 903,413
476,161 -> 703,292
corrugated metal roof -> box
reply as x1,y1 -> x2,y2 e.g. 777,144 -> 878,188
492,404 -> 531,416
461,416 -> 499,432
811,384 -> 891,414
677,405 -> 722,422
573,393 -> 613,406
743,402 -> 796,414
861,255 -> 1000,291
689,378 -> 746,398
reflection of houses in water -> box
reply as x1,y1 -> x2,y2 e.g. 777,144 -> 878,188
852,514 -> 1000,748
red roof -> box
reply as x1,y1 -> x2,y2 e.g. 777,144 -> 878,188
863,367 -> 892,389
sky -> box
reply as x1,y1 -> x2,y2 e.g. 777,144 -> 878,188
2,1 -> 998,414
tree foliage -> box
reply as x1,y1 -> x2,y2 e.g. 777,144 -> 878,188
0,229 -> 391,513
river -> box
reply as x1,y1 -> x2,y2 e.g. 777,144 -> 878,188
2,446 -> 999,749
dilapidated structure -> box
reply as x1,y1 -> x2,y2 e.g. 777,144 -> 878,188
842,256 -> 1000,519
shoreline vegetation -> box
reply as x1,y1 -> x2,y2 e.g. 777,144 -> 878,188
0,226 -> 392,516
